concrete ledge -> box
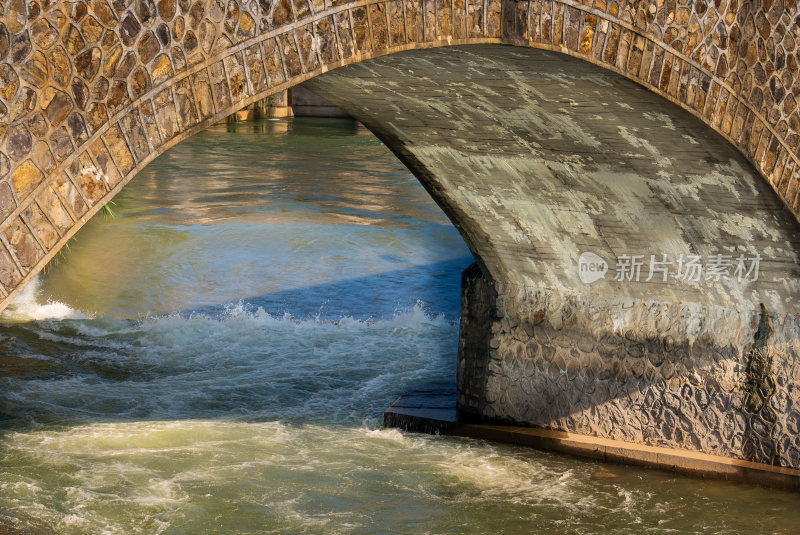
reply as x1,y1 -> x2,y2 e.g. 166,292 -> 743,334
290,105 -> 351,118
383,385 -> 800,492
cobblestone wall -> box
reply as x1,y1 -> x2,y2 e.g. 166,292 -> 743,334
0,1 -> 799,308
457,262 -> 800,469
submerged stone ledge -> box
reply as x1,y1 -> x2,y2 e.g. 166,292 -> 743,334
383,384 -> 800,492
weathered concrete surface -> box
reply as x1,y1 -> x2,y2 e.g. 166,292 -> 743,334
383,385 -> 800,490
1,0 -> 800,309
306,45 -> 800,469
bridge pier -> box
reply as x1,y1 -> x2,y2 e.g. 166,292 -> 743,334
456,261 -> 800,470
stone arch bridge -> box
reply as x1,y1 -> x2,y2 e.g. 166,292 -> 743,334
3,0 -> 800,475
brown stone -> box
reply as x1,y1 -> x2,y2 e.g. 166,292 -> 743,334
581,15 -> 597,55
238,11 -> 256,38
30,19 -> 59,50
153,88 -> 178,140
0,242 -> 23,291
4,217 -> 43,270
23,203 -> 59,249
5,0 -> 27,34
64,24 -> 87,55
89,139 -> 122,188
9,86 -> 36,122
102,44 -> 123,77
120,12 -> 142,46
66,113 -> 89,146
139,99 -> 163,148
103,125 -> 134,174
296,25 -> 318,72
92,0 -> 118,27
30,140 -> 54,175
91,76 -> 110,100
11,160 -> 43,194
81,15 -> 105,45
0,181 -> 15,219
71,151 -> 107,204
49,127 -> 74,162
44,88 -> 74,126
183,30 -> 198,54
51,45 -> 73,88
0,152 -> 9,178
11,31 -> 32,64
36,186 -> 73,233
156,23 -> 171,47
224,53 -> 247,99
135,0 -> 156,27
120,110 -> 150,161
75,47 -> 102,81
190,70 -> 213,118
27,112 -> 47,137
150,53 -> 173,82
138,31 -> 160,64
315,17 -> 338,65
53,174 -> 88,217
0,26 -> 10,62
158,0 -> 177,21
335,12 -> 355,59
173,16 -> 185,41
107,79 -> 129,111
224,1 -> 241,34
0,64 -> 20,102
173,78 -> 198,129
351,7 -> 370,54
115,51 -> 137,78
189,3 -> 205,29
279,34 -> 302,77
262,38 -> 285,87
171,46 -> 187,72
272,0 -> 293,26
244,45 -> 265,92
129,66 -> 150,99
87,101 -> 108,130
20,50 -> 48,88
6,125 -> 32,160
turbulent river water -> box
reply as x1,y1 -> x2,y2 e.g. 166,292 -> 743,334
1,118 -> 799,534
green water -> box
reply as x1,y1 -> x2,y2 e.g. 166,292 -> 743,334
0,118 -> 798,534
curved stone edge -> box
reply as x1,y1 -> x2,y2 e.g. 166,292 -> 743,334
383,387 -> 800,492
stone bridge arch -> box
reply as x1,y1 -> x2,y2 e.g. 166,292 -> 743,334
0,0 -> 799,310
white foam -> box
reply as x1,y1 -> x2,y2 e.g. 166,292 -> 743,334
4,276 -> 88,321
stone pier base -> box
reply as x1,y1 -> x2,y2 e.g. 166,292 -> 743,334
456,264 -> 800,472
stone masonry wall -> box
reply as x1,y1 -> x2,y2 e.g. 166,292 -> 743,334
458,263 -> 800,469
0,1 -> 799,309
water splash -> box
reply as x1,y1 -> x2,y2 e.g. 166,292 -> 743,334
3,276 -> 88,322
